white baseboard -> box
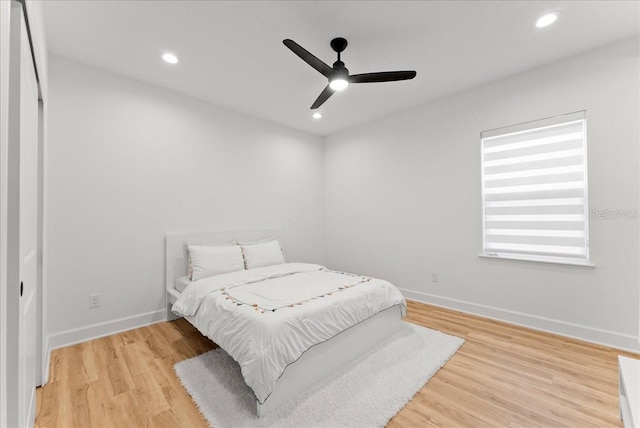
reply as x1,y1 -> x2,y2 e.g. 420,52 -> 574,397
401,288 -> 640,353
43,309 -> 167,384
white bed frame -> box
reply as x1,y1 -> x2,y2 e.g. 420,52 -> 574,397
165,230 -> 403,417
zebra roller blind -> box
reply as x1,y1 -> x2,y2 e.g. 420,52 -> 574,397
481,112 -> 590,265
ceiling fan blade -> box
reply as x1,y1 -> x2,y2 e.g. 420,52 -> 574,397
349,70 -> 417,83
310,85 -> 335,109
283,39 -> 333,78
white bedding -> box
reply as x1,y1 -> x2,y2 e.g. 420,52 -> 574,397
171,262 -> 406,404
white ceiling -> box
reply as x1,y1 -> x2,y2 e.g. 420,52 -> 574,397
43,1 -> 639,136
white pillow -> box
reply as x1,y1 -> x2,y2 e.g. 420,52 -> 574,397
186,240 -> 236,279
187,244 -> 244,281
241,239 -> 285,269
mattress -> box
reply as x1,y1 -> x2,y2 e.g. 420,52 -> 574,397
175,276 -> 191,293
171,262 -> 406,405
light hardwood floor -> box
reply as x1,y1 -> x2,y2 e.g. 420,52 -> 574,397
36,300 -> 637,427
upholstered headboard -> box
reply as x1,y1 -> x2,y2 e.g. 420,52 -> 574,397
165,229 -> 283,295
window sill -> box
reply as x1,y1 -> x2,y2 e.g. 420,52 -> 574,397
478,253 -> 595,268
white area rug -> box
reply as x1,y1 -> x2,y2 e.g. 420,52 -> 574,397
174,322 -> 464,428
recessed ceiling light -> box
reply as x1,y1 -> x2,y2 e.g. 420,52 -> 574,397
535,13 -> 558,28
162,53 -> 178,64
312,112 -> 322,119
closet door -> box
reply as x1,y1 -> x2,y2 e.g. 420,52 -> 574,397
7,1 -> 39,426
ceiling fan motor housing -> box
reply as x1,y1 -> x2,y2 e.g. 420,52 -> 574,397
332,62 -> 349,80
330,37 -> 348,53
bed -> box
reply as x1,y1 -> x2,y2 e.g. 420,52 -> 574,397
165,230 -> 406,417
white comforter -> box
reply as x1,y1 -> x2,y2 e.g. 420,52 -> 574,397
172,262 -> 406,404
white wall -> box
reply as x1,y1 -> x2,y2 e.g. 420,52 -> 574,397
45,57 -> 324,350
324,37 -> 640,351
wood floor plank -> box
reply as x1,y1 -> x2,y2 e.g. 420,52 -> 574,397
149,410 -> 182,428
36,300 -> 636,427
121,342 -> 152,378
133,370 -> 172,417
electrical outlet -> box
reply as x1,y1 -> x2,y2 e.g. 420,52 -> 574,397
431,272 -> 439,283
89,294 -> 100,309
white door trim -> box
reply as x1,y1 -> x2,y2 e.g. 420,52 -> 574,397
0,0 -> 12,425
36,100 -> 45,386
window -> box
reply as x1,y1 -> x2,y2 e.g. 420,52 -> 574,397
480,111 -> 591,266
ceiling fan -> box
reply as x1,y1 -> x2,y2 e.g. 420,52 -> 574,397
283,37 -> 417,109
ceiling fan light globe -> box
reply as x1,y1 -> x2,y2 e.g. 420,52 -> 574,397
535,13 -> 558,28
329,78 -> 349,91
162,53 -> 179,64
